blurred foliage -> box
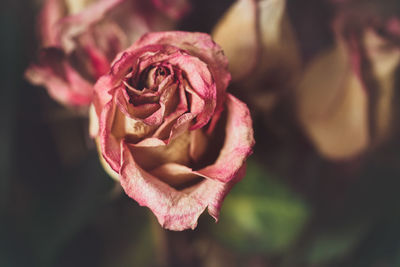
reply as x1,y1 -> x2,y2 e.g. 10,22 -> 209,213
304,223 -> 370,265
212,160 -> 310,254
296,144 -> 400,267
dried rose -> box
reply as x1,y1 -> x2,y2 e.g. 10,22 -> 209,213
25,0 -> 189,107
296,2 -> 400,160
90,31 -> 255,231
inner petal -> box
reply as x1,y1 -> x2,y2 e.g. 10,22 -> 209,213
129,131 -> 191,171
143,65 -> 172,90
150,163 -> 202,189
115,87 -> 160,119
111,107 -> 158,143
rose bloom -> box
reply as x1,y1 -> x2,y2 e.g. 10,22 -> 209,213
25,0 -> 189,107
214,0 -> 400,161
90,31 -> 255,231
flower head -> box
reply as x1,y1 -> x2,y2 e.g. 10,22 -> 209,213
90,31 -> 255,230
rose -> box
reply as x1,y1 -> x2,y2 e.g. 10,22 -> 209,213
296,1 -> 400,160
25,0 -> 189,107
215,0 -> 400,160
90,31 -> 255,231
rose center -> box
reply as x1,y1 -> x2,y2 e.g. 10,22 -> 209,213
144,65 -> 171,90
124,64 -> 176,106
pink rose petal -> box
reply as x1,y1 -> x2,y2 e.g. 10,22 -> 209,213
120,141 -> 247,231
194,94 -> 254,183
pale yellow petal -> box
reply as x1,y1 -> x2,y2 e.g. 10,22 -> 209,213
212,0 -> 258,80
297,40 -> 369,160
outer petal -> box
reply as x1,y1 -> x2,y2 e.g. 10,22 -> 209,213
194,94 -> 254,183
296,38 -> 369,160
89,104 -> 99,137
99,95 -> 121,172
119,141 -> 246,231
95,137 -> 120,181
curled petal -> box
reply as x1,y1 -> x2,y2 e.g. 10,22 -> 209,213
167,113 -> 195,142
153,84 -> 188,139
166,55 -> 216,129
131,31 -> 231,111
89,104 -> 99,137
189,129 -> 208,163
150,163 -> 199,188
194,94 -> 254,183
110,45 -> 165,86
115,88 -> 160,120
296,39 -> 369,160
129,132 -> 191,171
120,141 -> 246,231
95,137 -> 120,181
99,97 -> 121,172
143,83 -> 179,125
92,46 -> 165,117
112,107 -> 157,141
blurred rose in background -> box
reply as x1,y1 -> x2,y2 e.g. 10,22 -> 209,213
25,0 -> 188,107
297,0 -> 400,160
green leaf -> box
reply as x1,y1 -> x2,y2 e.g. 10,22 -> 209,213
212,159 -> 310,254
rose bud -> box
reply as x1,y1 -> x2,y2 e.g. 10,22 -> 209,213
25,0 -> 189,107
90,31 -> 255,231
296,2 -> 400,160
212,0 -> 301,113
